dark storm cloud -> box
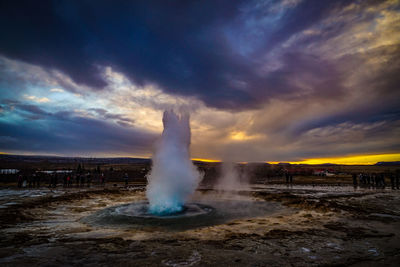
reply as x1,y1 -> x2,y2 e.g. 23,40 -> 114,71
0,0 -> 364,110
0,0 -> 243,108
89,108 -> 135,125
0,107 -> 156,155
0,100 -> 136,128
0,100 -> 49,120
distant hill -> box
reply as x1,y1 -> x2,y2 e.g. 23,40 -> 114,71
375,161 -> 400,166
0,154 -> 151,164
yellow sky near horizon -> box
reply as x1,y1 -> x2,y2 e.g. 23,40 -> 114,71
266,153 -> 400,165
194,153 -> 400,165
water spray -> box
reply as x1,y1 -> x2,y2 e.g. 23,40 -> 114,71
146,110 -> 202,215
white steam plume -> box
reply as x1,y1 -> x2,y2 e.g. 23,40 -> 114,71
146,110 -> 202,215
214,162 -> 250,191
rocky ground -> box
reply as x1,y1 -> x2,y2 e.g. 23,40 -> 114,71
0,184 -> 399,266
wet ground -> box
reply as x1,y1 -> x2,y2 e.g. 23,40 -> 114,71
0,185 -> 400,266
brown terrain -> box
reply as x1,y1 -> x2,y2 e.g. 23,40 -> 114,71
0,156 -> 399,266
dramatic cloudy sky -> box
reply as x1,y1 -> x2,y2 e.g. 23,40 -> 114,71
0,0 -> 399,163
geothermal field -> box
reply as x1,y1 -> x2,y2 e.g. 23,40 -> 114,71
0,111 -> 400,266
1,174 -> 400,266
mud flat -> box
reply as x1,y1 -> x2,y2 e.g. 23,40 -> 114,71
0,186 -> 399,266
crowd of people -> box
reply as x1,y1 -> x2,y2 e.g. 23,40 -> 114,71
16,171 -> 108,189
284,172 -> 294,184
352,172 -> 400,189
14,164 -> 134,189
11,167 -> 400,190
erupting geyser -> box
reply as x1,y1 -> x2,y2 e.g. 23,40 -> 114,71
146,110 -> 202,215
83,110 -> 281,229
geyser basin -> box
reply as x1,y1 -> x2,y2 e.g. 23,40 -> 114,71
81,199 -> 289,231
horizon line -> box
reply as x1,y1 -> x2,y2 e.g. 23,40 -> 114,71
1,152 -> 400,165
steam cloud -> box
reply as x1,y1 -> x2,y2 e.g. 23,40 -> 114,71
215,162 -> 250,191
146,110 -> 202,215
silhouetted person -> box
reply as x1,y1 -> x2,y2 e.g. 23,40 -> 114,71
352,173 -> 358,188
100,173 -> 105,186
289,174 -> 293,184
28,175 -> 33,188
370,174 -> 375,188
52,173 -> 58,188
63,174 -> 67,187
376,173 -> 381,188
77,164 -> 82,174
80,174 -> 85,187
86,172 -> 91,187
285,173 -> 289,184
17,174 -> 23,188
32,173 -> 37,188
124,173 -> 129,187
48,174 -> 53,188
390,173 -> 395,189
374,174 -> 379,188
36,173 -> 41,188
22,175 -> 27,188
396,171 -> 400,189
67,175 -> 71,187
381,173 -> 386,188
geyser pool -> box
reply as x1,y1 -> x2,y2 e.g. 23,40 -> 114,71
81,199 -> 289,231
146,110 -> 202,215
115,202 -> 214,218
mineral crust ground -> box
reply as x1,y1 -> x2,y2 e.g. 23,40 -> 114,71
0,185 -> 399,266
